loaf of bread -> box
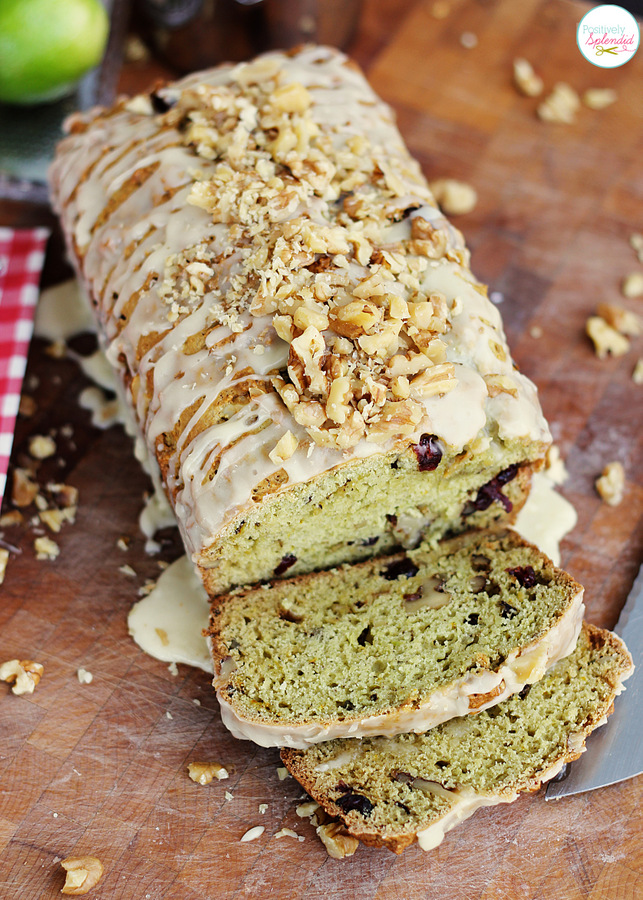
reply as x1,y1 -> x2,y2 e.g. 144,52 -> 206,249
281,624 -> 633,854
209,529 -> 584,747
50,45 -> 550,595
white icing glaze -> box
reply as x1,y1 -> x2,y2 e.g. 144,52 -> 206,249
49,46 -> 551,568
215,588 -> 584,748
128,555 -> 213,672
514,472 -> 577,566
35,279 -> 95,342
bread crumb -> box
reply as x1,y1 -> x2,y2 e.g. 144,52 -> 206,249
77,668 -> 93,685
582,88 -> 617,110
622,272 -> 643,299
240,825 -> 264,842
595,461 -> 625,506
538,83 -> 580,123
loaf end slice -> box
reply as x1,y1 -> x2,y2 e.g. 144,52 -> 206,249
281,623 -> 633,854
208,528 -> 584,748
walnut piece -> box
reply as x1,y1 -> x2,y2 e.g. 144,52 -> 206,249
621,273 -> 643,299
631,233 -> 643,264
240,825 -> 265,842
513,58 -> 543,97
18,395 -> 37,417
595,461 -> 625,507
596,302 -> 642,336
586,316 -> 630,358
582,88 -> 617,110
429,178 -> 477,215
316,822 -> 359,859
12,468 -> 38,507
29,434 -> 56,460
34,536 -> 60,560
60,856 -> 104,895
0,659 -> 44,695
187,761 -> 230,784
0,548 -> 8,585
538,83 -> 580,124
268,430 -> 298,465
633,359 -> 643,385
77,668 -> 93,685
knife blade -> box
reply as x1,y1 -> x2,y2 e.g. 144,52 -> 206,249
545,563 -> 642,800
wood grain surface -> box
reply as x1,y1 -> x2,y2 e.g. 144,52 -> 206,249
1,1 -> 642,898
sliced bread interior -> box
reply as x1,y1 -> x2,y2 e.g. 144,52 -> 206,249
281,623 -> 633,854
208,529 -> 584,748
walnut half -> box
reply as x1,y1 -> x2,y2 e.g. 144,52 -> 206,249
60,856 -> 104,895
316,822 -> 359,859
0,659 -> 43,695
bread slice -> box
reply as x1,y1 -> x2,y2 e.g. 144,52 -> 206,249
281,623 -> 633,854
208,529 -> 584,748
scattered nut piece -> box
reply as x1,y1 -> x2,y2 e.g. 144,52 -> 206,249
18,395 -> 37,417
277,767 -> 290,781
632,359 -> 643,384
119,564 -> 136,577
513,58 -> 543,97
259,803 -> 268,814
269,430 -> 299,465
460,31 -> 478,49
538,83 -> 580,123
12,468 -> 38,507
596,302 -> 642,336
225,790 -> 234,801
631,233 -> 643,264
545,444 -> 569,485
529,325 -> 543,339
188,761 -> 229,784
48,483 -> 78,508
586,316 -> 630,358
595,461 -> 625,507
60,856 -> 104,895
582,88 -> 617,110
0,510 -> 22,527
0,659 -> 44,695
40,507 -> 76,533
34,536 -> 60,560
622,272 -> 643,299
316,822 -> 359,859
117,536 -> 130,551
29,434 -> 56,460
275,828 -> 305,842
77,668 -> 93,685
0,548 -> 8,585
240,825 -> 265,843
296,801 -> 320,817
429,179 -> 477,216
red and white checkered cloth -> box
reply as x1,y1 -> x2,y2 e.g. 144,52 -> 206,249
0,227 -> 50,502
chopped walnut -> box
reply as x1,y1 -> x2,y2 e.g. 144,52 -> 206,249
586,316 -> 630,358
596,302 -> 642,336
544,444 -> 569,485
268,430 -> 298,465
39,507 -> 76,533
0,659 -> 44,695
187,761 -> 229,784
582,88 -> 617,110
513,58 -> 543,97
537,83 -> 580,123
60,856 -> 104,895
316,822 -> 359,859
29,434 -> 56,460
630,233 -> 643,264
276,767 -> 290,781
47,482 -> 79,508
12,468 -> 38,507
429,179 -> 477,215
632,359 -> 643,384
296,801 -> 320,817
622,273 -> 643,299
0,509 -> 22,527
0,549 -> 8,585
595,461 -> 625,507
119,564 -> 136,577
77,668 -> 93,685
484,374 -> 518,399
275,828 -> 304,841
34,536 -> 60,560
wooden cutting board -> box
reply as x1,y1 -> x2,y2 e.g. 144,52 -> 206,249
1,1 -> 642,897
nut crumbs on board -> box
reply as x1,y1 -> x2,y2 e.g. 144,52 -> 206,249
0,659 -> 44,695
60,856 -> 104,895
595,462 -> 625,507
187,761 -> 230,784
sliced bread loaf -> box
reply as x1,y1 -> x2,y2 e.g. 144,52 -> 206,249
208,529 -> 584,748
281,623 -> 633,854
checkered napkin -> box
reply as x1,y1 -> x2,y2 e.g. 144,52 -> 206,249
0,227 -> 50,502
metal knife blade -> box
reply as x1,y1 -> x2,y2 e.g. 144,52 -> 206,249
545,563 -> 642,800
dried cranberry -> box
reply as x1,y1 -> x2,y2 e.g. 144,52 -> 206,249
462,464 -> 519,516
335,791 -> 375,818
382,558 -> 420,580
150,92 -> 176,113
274,553 -> 297,576
412,434 -> 443,472
467,613 -> 480,625
507,566 -> 537,588
360,536 -> 378,547
519,684 -> 532,699
500,600 -> 518,619
403,590 -> 423,603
